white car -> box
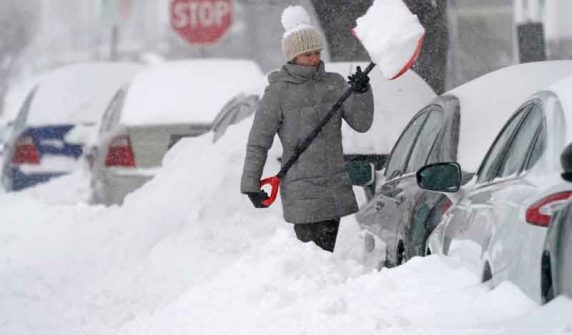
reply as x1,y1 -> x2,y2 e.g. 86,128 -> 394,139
87,59 -> 266,205
541,143 -> 572,303
418,62 -> 572,303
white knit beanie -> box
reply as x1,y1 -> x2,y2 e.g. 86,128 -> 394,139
281,6 -> 323,61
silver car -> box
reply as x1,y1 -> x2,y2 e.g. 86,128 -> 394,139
541,142 -> 572,303
87,59 -> 265,205
419,64 -> 572,303
353,61 -> 572,269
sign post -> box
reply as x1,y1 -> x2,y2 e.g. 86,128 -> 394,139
170,0 -> 233,45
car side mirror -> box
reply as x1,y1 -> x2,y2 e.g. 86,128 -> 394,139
561,142 -> 572,182
346,160 -> 375,187
416,162 -> 462,193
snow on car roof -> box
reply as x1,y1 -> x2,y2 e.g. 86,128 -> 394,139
120,59 -> 266,126
1,76 -> 41,125
326,62 -> 436,154
27,62 -> 142,126
448,60 -> 572,172
546,74 -> 572,145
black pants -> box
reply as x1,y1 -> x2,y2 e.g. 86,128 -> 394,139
293,219 -> 340,252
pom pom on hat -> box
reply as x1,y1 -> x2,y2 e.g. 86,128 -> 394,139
280,5 -> 323,61
281,6 -> 311,32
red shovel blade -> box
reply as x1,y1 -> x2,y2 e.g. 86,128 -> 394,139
260,175 -> 280,207
391,33 -> 425,80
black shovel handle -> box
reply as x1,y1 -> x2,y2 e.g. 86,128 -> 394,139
277,62 -> 376,179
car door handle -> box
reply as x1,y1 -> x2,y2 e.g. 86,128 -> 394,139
375,200 -> 385,211
395,194 -> 405,206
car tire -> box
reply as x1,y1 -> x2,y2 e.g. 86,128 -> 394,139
541,251 -> 555,304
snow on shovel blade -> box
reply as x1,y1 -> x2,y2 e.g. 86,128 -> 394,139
354,0 -> 425,80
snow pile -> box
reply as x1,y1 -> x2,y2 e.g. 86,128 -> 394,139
117,252 -> 572,335
16,168 -> 92,205
354,0 -> 425,80
1,115 -> 572,334
0,120 -> 282,334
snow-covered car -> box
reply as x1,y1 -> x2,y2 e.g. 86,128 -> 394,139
541,143 -> 572,303
1,62 -> 142,191
87,59 -> 265,205
417,63 -> 572,304
210,93 -> 260,143
353,61 -> 572,270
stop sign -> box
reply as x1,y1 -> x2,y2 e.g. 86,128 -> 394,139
170,0 -> 233,45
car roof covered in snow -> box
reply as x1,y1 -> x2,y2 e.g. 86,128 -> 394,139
446,60 -> 572,172
120,59 -> 266,126
326,62 -> 436,154
545,74 -> 572,146
27,62 -> 142,126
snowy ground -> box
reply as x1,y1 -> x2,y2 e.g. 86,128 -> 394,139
1,120 -> 572,335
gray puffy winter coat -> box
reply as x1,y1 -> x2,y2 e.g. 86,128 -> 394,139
241,62 -> 374,224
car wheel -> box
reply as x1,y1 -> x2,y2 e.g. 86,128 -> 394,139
541,251 -> 555,304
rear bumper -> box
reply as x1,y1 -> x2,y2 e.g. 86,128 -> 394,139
91,169 -> 154,205
5,167 -> 65,191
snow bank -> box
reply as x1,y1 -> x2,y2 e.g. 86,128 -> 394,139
117,252 -> 566,335
0,119 -> 278,334
1,114 -> 572,334
354,0 -> 425,80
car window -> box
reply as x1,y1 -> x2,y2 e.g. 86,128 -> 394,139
100,89 -> 126,135
526,119 -> 545,170
497,106 -> 543,178
476,106 -> 529,184
13,86 -> 37,131
385,111 -> 429,180
406,110 -> 444,173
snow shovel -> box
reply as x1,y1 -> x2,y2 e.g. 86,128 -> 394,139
260,0 -> 425,207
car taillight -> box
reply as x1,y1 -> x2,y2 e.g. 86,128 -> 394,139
526,191 -> 572,227
105,135 -> 135,168
12,135 -> 40,164
442,198 -> 453,213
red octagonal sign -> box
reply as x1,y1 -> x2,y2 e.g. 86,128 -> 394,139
170,0 -> 233,45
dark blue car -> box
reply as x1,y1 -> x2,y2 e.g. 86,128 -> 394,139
1,62 -> 142,191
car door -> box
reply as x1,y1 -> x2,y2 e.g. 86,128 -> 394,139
386,108 -> 447,264
558,206 -> 572,298
446,104 -> 544,280
356,110 -> 429,252
477,104 -> 545,284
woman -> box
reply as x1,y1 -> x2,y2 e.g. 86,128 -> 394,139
241,5 -> 374,252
